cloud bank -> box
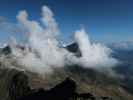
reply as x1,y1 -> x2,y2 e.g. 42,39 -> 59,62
74,29 -> 118,68
4,5 -> 118,75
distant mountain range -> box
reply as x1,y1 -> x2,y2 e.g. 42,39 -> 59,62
111,44 -> 133,94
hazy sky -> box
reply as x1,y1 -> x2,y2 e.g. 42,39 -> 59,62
0,0 -> 132,44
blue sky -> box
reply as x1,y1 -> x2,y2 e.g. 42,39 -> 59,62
0,0 -> 132,44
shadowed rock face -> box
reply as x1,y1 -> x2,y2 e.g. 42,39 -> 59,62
78,93 -> 95,100
8,72 -> 113,100
18,78 -> 76,100
48,77 -> 76,99
0,45 -> 11,55
65,43 -> 81,57
9,72 -> 31,100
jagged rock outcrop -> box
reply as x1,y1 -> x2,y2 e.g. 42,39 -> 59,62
17,77 -> 76,100
7,71 -> 113,100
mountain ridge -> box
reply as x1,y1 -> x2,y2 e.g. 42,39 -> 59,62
0,43 -> 133,100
